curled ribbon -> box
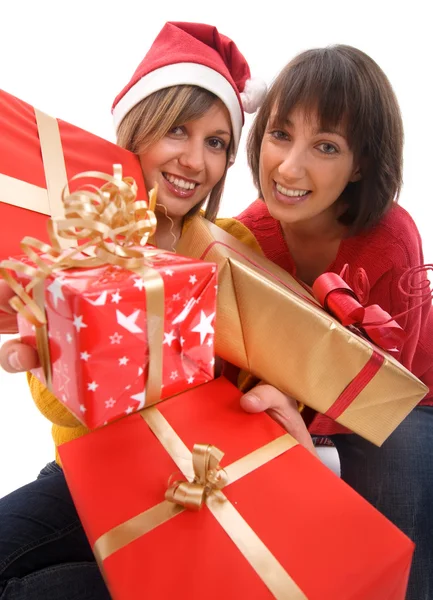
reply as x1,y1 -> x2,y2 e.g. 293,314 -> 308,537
56,164 -> 157,257
165,443 -> 228,511
313,264 -> 406,352
1,165 -> 158,324
0,165 -> 163,403
397,264 -> 433,313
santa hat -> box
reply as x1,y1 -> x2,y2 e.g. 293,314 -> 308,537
112,21 -> 266,155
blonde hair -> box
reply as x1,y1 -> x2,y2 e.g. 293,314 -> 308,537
117,85 -> 233,222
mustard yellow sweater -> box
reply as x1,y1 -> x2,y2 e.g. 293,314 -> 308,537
27,217 -> 262,464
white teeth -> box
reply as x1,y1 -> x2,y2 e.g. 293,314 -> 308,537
164,174 -> 197,190
276,183 -> 309,197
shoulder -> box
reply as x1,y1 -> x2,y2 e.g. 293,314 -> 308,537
376,204 -> 423,265
348,204 -> 424,271
214,216 -> 263,254
235,200 -> 288,260
235,199 -> 274,230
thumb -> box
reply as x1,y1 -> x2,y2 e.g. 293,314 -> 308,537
0,339 -> 40,373
0,281 -> 15,314
240,383 -> 318,457
240,383 -> 289,414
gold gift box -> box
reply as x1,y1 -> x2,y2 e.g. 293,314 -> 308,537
177,217 -> 428,446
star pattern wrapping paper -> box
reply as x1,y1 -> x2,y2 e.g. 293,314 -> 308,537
17,251 -> 217,429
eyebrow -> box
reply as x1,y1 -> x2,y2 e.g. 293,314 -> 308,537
281,117 -> 346,138
213,129 -> 231,137
314,126 -> 346,137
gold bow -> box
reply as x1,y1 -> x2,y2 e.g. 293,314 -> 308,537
1,164 -> 158,327
91,407 -> 308,599
0,166 -> 164,403
165,443 -> 228,511
55,164 -> 157,258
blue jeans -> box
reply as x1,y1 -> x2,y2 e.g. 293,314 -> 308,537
330,406 -> 433,600
0,408 -> 431,599
0,462 -> 110,600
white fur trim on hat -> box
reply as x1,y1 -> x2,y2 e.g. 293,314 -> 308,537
113,62 -> 243,155
240,77 -> 267,114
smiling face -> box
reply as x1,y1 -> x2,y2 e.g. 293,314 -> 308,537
259,106 -> 360,233
138,99 -> 232,220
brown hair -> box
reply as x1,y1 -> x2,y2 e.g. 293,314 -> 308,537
117,85 -> 232,222
247,45 -> 404,233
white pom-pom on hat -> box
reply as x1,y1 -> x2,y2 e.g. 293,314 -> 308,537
240,77 -> 268,114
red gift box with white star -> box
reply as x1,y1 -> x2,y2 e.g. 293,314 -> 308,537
16,251 -> 217,429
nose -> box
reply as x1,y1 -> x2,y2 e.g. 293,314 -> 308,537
277,145 -> 307,180
178,138 -> 205,172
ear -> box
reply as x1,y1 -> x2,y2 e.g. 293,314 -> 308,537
350,164 -> 362,183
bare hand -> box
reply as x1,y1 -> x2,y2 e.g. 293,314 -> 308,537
240,383 -> 317,457
0,280 -> 39,373
0,280 -> 18,334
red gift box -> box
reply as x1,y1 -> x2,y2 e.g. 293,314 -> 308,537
59,377 -> 414,599
0,89 -> 147,259
15,251 -> 217,429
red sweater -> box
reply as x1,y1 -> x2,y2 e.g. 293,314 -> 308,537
237,200 -> 433,436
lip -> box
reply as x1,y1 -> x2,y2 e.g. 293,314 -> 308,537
162,172 -> 200,199
273,181 -> 311,206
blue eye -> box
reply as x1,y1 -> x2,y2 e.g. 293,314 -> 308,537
270,130 -> 290,141
318,142 -> 338,154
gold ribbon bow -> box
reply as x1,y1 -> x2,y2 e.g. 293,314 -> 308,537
1,165 -> 158,324
55,164 -> 157,259
0,166 -> 165,405
92,407 -> 308,599
165,443 -> 228,511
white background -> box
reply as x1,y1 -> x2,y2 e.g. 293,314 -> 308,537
0,0 -> 431,497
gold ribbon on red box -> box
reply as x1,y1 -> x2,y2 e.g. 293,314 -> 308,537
0,107 -> 72,242
93,405 -> 308,600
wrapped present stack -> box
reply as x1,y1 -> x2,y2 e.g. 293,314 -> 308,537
0,166 -> 217,428
0,89 -> 418,599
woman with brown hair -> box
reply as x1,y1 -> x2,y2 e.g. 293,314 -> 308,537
236,45 -> 433,599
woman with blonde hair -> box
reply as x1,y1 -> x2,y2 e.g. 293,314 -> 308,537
0,21 -> 271,600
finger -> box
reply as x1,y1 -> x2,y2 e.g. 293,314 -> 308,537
240,383 -> 297,414
0,281 -> 18,333
271,412 -> 318,457
0,281 -> 15,314
240,384 -> 318,457
0,313 -> 19,334
0,338 -> 40,373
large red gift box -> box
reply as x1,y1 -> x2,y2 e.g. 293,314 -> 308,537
0,89 -> 147,259
59,377 -> 414,599
16,251 -> 217,429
